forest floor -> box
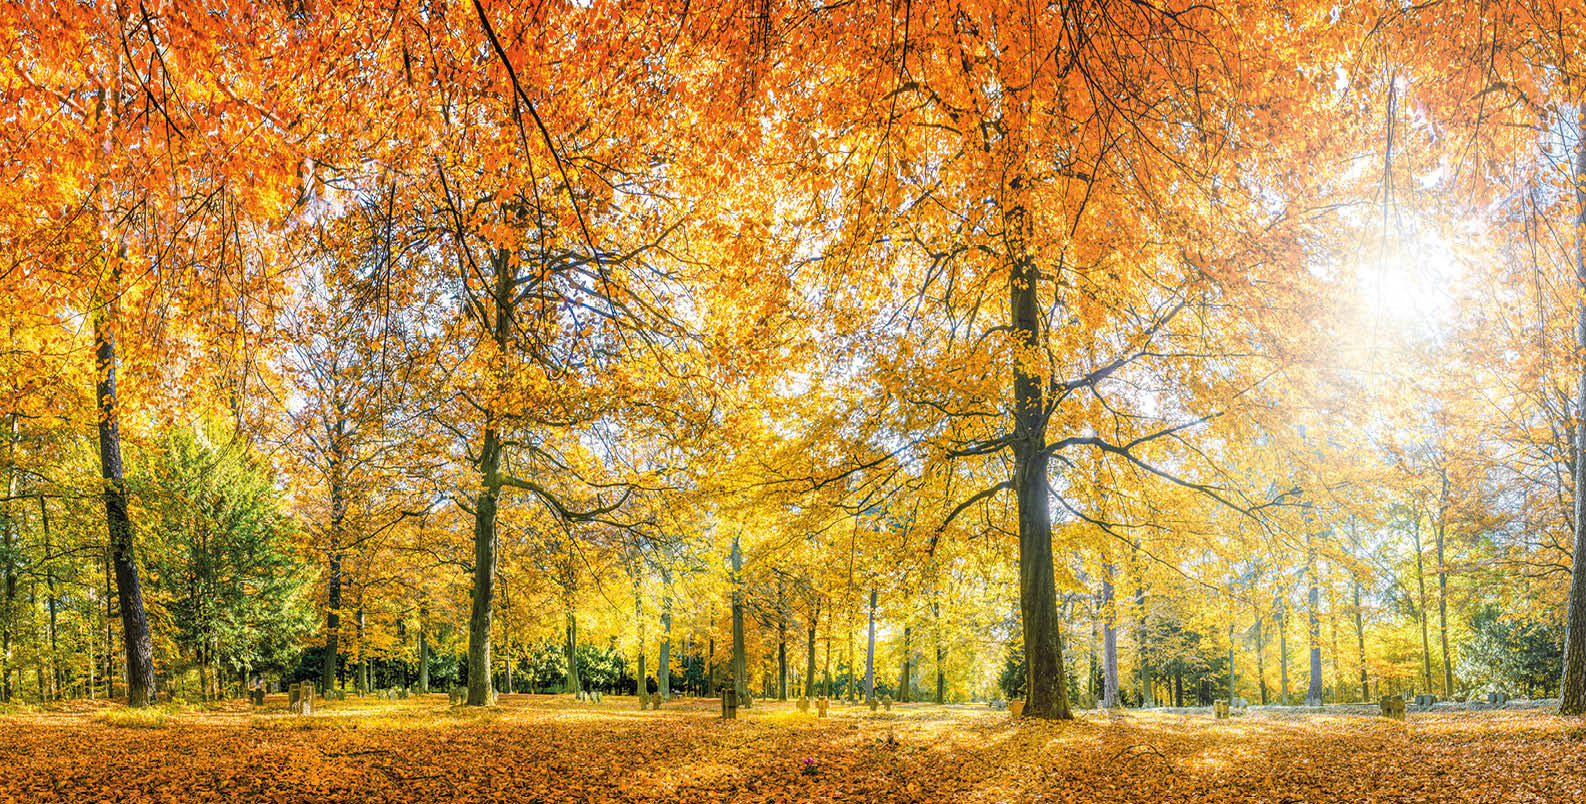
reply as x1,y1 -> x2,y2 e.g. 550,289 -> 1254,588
2,693 -> 1585,803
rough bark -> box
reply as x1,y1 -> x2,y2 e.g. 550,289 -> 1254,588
804,608 -> 816,700
730,534 -> 746,702
1007,170 -> 1070,720
465,424 -> 500,706
418,611 -> 430,693
1101,564 -> 1120,708
1306,529 -> 1324,704
1435,474 -> 1453,698
565,606 -> 580,695
1277,594 -> 1290,705
1561,103 -> 1586,715
321,419 -> 347,693
897,625 -> 911,702
94,297 -> 156,708
1412,517 -> 1435,695
659,594 -> 672,699
864,589 -> 876,701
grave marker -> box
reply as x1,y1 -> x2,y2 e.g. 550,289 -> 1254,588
1009,700 -> 1025,718
1380,694 -> 1405,720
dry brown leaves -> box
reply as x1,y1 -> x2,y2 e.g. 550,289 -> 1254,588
2,695 -> 1585,803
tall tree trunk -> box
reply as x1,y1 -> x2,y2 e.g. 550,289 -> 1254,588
1,412 -> 15,702
1101,563 -> 1119,707
465,248 -> 515,707
932,598 -> 945,704
1006,168 -> 1070,720
659,593 -> 672,699
1227,617 -> 1236,702
1560,102 -> 1586,715
565,605 -> 580,695
634,572 -> 646,696
864,589 -> 876,701
1132,547 -> 1151,707
804,606 -> 817,700
466,423 -> 501,706
104,547 -> 115,699
1253,603 -> 1269,705
94,288 -> 155,708
1349,518 -> 1370,700
897,625 -> 911,702
1412,516 -> 1434,695
1306,529 -> 1324,705
823,607 -> 833,698
730,534 -> 746,703
776,580 -> 786,700
322,411 -> 348,694
1277,594 -> 1290,705
418,608 -> 429,694
1435,472 -> 1453,698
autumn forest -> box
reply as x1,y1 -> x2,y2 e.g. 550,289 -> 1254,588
5,1 -> 1586,802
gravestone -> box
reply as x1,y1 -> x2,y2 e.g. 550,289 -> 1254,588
1414,694 -> 1438,707
882,694 -> 893,711
337,689 -> 347,701
868,698 -> 879,712
1380,694 -> 1406,720
1009,700 -> 1025,718
638,693 -> 650,709
721,684 -> 738,719
797,697 -> 810,712
650,695 -> 661,710
250,688 -> 266,706
741,691 -> 754,709
817,697 -> 828,718
592,691 -> 602,703
289,682 -> 314,715
449,686 -> 466,705
1487,691 -> 1509,706
1213,699 -> 1230,719
398,688 -> 409,700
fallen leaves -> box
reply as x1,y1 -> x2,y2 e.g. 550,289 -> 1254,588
4,697 -> 1586,803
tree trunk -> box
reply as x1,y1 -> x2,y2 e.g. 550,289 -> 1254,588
730,534 -> 746,703
1,411 -> 16,702
1132,547 -> 1151,707
1253,603 -> 1269,705
804,609 -> 816,701
565,606 -> 580,695
932,599 -> 945,704
1412,516 -> 1434,695
466,423 -> 500,706
322,411 -> 348,694
1277,594 -> 1290,705
659,595 -> 672,699
94,291 -> 156,708
1004,165 -> 1071,720
897,625 -> 911,702
1306,529 -> 1324,704
1101,564 -> 1119,707
864,589 -> 876,701
1435,474 -> 1453,698
634,573 -> 646,695
1349,519 -> 1370,700
418,611 -> 429,693
1565,113 -> 1586,715
1227,618 -> 1236,702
